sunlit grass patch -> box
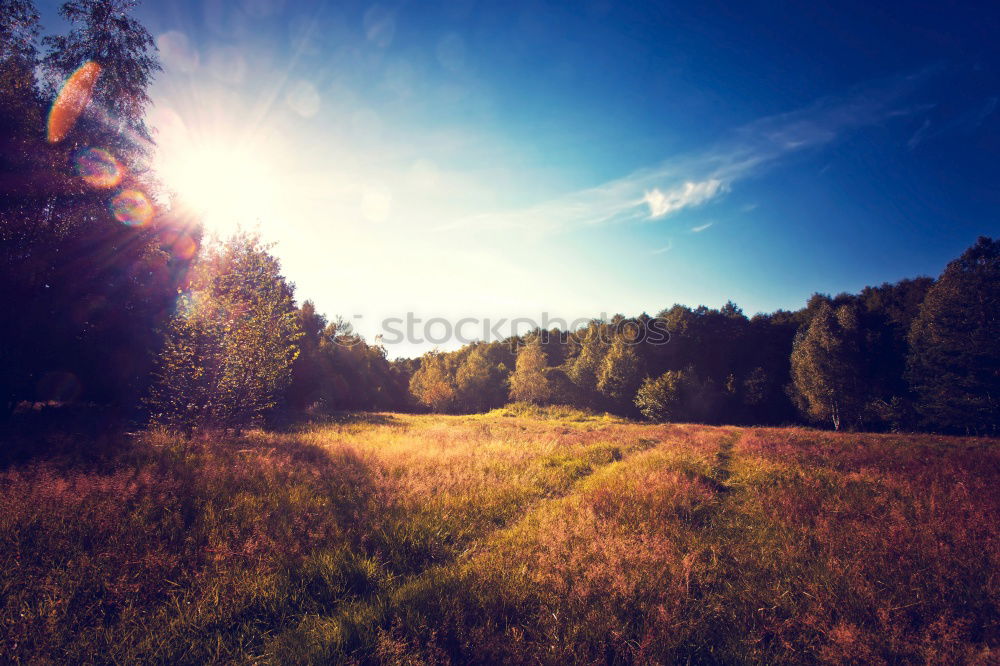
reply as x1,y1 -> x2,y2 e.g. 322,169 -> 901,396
486,402 -> 625,423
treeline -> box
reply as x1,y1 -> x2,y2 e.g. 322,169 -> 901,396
410,237 -> 999,434
2,1 -> 997,440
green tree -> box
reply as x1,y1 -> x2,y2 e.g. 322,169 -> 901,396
455,344 -> 505,413
596,336 -> 641,407
907,237 -> 1000,434
635,370 -> 688,422
790,301 -> 864,430
147,234 -> 301,432
1,0 -> 198,421
410,352 -> 457,412
566,324 -> 608,407
144,296 -> 224,434
634,367 -> 718,423
42,0 -> 160,139
509,340 -> 551,404
286,300 -> 329,413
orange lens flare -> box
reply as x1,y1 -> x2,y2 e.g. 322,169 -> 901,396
47,61 -> 102,143
74,147 -> 123,188
158,228 -> 198,260
111,190 -> 154,227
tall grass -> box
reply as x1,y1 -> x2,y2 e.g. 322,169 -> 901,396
1,416 -> 996,663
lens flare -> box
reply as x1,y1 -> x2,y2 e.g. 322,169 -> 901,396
158,228 -> 198,260
74,147 -> 123,188
47,61 -> 102,143
111,190 -> 154,227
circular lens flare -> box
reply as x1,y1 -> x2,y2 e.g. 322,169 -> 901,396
74,147 -> 123,189
158,228 -> 198,260
48,61 -> 102,143
111,190 -> 154,227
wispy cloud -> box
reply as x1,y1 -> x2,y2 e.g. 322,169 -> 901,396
691,222 -> 713,233
440,72 -> 926,234
650,240 -> 673,254
644,179 -> 723,218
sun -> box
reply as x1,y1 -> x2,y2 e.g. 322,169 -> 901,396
153,124 -> 279,236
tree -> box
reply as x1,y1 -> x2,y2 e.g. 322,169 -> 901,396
410,352 -> 457,412
1,0 -> 195,424
42,0 -> 160,140
790,301 -> 865,430
144,296 -> 224,434
566,324 -> 608,408
509,340 -> 551,405
635,370 -> 688,422
1,1 -> 40,68
455,344 -> 506,413
596,335 -> 642,409
147,234 -> 301,432
907,237 -> 1000,434
634,367 -> 719,423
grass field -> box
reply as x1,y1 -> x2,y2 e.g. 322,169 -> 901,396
2,407 -> 998,664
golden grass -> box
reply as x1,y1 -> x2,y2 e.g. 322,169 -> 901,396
1,416 -> 997,663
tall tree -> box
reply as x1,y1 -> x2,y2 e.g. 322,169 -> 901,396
596,335 -> 642,409
509,340 -> 551,405
790,301 -> 865,430
409,352 -> 457,412
907,237 -> 1000,434
1,0 -> 193,424
566,323 -> 608,408
455,344 -> 506,413
42,0 -> 160,140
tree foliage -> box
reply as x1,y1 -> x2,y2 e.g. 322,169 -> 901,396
907,237 -> 1000,434
509,340 -> 552,405
410,352 -> 458,412
596,335 -> 641,407
1,0 -> 195,425
790,302 -> 865,430
147,235 -> 301,432
41,0 -> 160,139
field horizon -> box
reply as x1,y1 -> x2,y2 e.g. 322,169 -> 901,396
3,407 -> 997,663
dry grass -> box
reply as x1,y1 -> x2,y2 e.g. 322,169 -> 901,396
1,415 -> 997,663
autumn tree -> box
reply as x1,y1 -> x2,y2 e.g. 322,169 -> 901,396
509,339 -> 551,404
410,352 -> 457,412
907,237 -> 1000,434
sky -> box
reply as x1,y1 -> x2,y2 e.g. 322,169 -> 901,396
40,0 -> 1000,357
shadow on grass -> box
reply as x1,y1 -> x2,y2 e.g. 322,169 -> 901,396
0,404 -> 132,469
0,417 -> 397,663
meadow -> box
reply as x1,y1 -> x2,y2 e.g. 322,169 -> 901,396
1,407 -> 997,664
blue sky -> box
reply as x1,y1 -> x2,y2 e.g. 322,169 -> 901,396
40,0 -> 1000,356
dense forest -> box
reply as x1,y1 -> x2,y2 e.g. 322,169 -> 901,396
2,0 -> 998,445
